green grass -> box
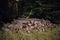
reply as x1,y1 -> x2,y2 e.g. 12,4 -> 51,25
0,25 -> 60,40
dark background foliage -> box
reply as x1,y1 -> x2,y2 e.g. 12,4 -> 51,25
0,0 -> 60,24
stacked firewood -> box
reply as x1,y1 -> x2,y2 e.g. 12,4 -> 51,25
2,18 -> 56,33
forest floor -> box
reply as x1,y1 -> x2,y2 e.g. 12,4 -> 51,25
0,24 -> 60,40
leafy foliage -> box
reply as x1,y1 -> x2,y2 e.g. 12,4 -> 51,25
0,0 -> 60,23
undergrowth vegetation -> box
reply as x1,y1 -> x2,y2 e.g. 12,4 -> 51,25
0,25 -> 60,40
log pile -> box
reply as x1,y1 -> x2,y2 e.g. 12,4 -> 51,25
2,18 -> 56,33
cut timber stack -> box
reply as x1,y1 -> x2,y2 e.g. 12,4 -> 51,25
2,18 -> 57,33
